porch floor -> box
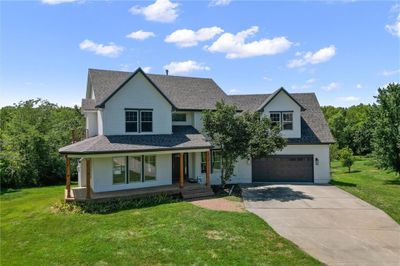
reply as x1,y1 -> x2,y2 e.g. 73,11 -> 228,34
65,182 -> 210,202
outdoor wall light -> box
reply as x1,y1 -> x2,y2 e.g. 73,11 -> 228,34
315,158 -> 319,165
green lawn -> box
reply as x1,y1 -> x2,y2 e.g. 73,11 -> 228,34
331,156 -> 400,223
0,186 -> 320,265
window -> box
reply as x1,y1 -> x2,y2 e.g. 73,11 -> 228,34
128,156 -> 141,182
212,150 -> 222,172
270,112 -> 281,128
140,111 -> 153,132
201,152 -> 207,173
282,112 -> 293,130
125,111 -> 138,132
270,111 -> 293,130
112,157 -> 126,184
172,113 -> 187,122
144,155 -> 156,181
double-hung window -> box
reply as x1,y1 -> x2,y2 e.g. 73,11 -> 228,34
125,109 -> 153,133
125,110 -> 138,132
270,111 -> 293,130
270,112 -> 281,128
282,112 -> 293,130
140,111 -> 153,132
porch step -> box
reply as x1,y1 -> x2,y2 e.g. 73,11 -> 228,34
181,186 -> 214,200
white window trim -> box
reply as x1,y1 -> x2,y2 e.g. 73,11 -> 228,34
125,110 -> 138,133
269,111 -> 293,131
112,155 -> 157,185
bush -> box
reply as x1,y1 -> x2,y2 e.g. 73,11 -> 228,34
52,194 -> 178,214
340,147 -> 354,173
329,144 -> 340,161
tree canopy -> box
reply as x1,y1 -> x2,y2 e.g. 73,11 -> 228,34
202,101 -> 286,185
0,99 -> 84,188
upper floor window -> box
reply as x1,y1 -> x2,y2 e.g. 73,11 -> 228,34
125,111 -> 138,132
125,109 -> 153,133
282,112 -> 293,130
140,111 -> 153,132
172,113 -> 186,122
270,111 -> 293,130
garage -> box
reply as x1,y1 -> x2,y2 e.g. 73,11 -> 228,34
252,155 -> 314,182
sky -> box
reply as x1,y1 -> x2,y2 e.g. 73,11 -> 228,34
1,0 -> 399,108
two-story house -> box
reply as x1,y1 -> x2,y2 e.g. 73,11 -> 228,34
59,67 -> 334,201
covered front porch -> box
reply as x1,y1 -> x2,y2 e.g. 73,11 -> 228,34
64,149 -> 212,202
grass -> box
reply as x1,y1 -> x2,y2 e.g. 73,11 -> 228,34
331,156 -> 400,223
1,185 -> 320,265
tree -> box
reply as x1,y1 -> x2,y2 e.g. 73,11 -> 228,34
202,101 -> 286,185
0,99 -> 85,188
329,143 -> 340,161
340,147 -> 354,173
371,83 -> 400,175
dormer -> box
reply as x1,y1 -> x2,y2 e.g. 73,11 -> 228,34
258,88 -> 304,138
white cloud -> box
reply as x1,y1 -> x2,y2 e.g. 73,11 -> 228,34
385,4 -> 400,37
163,60 -> 210,74
209,0 -> 231,7
287,45 -> 336,68
129,0 -> 179,23
263,76 -> 272,81
356,84 -> 363,89
291,78 -> 316,90
41,0 -> 78,4
337,96 -> 360,102
227,88 -> 240,94
165,27 -> 224,47
119,64 -> 133,71
382,68 -> 400,76
206,26 -> 292,59
126,30 -> 155,40
142,66 -> 152,73
79,39 -> 124,57
321,82 -> 340,91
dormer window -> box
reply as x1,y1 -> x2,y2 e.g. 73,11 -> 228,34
270,111 -> 293,130
125,110 -> 138,132
125,109 -> 153,133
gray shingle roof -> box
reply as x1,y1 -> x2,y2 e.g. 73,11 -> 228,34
59,126 -> 211,155
87,68 -> 230,111
229,93 -> 335,144
81,98 -> 96,111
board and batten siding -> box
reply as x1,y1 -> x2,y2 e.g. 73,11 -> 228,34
101,72 -> 172,135
262,90 -> 301,138
91,154 -> 172,193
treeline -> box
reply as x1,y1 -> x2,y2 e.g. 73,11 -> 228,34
0,99 -> 85,188
322,83 -> 399,174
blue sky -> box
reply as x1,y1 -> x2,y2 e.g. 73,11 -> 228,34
1,0 -> 399,107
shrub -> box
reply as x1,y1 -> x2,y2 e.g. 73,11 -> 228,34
340,147 -> 354,173
329,144 -> 340,161
52,194 -> 178,214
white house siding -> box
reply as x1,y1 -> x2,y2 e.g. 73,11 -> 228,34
102,72 -> 172,135
97,110 -> 104,135
274,144 -> 331,183
91,154 -> 172,193
262,90 -> 301,138
193,112 -> 203,132
85,111 -> 98,137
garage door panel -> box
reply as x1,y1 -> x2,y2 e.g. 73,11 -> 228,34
252,155 -> 313,182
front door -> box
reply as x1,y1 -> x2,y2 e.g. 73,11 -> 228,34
172,153 -> 189,183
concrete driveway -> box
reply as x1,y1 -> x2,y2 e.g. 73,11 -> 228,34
242,184 -> 400,266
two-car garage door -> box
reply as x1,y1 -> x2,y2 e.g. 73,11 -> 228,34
252,155 -> 314,182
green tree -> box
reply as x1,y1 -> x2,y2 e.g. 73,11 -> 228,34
329,143 -> 340,161
340,147 -> 354,173
371,83 -> 400,175
0,99 -> 84,188
202,101 -> 286,185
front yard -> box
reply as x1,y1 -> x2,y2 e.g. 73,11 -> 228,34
0,185 -> 320,265
331,156 -> 400,223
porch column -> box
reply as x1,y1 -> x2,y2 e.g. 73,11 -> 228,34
86,158 -> 91,199
206,150 -> 211,187
65,156 -> 71,198
179,153 -> 184,188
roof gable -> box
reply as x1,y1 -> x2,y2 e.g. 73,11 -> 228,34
257,87 -> 305,111
96,68 -> 175,108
